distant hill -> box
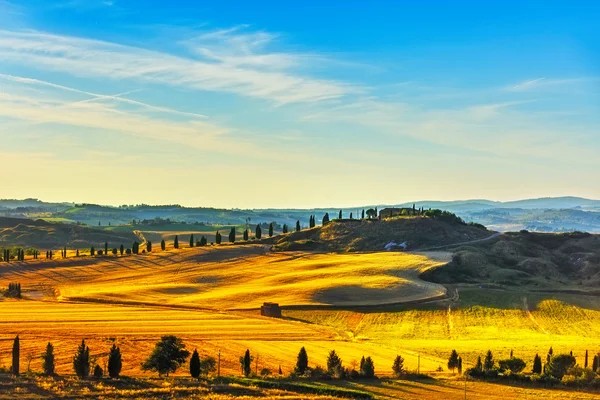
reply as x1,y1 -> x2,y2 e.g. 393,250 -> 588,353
0,217 -> 137,249
271,216 -> 491,253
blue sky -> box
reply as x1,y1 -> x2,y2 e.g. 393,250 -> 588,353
0,0 -> 598,208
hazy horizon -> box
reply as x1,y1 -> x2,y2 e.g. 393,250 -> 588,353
1,1 -> 598,208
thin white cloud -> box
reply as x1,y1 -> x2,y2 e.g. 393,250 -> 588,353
0,29 -> 357,104
508,77 -> 598,92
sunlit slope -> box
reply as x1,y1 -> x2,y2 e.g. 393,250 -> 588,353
0,246 -> 449,309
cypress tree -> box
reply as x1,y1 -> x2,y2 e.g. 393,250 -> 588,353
475,356 -> 483,371
350,212 -> 353,219
484,350 -> 494,371
200,236 -> 207,246
147,241 -> 152,253
269,223 -> 273,237
533,354 -> 542,374
174,235 -> 179,249
93,365 -> 103,379
392,355 -> 405,377
296,220 -> 301,232
73,339 -> 90,378
42,342 -> 55,376
76,249 -> 79,257
360,356 -> 365,373
323,213 -> 330,225
229,228 -> 236,243
215,232 -> 222,245
11,335 -> 19,376
161,240 -> 166,251
243,229 -> 249,241
282,224 -> 288,234
295,347 -> 308,375
448,350 -> 459,372
242,349 -> 251,377
91,246 -> 95,256
338,210 -> 342,219
457,357 -> 462,374
585,350 -> 589,369
361,356 -> 375,378
189,235 -> 194,248
256,224 -> 262,239
362,209 -> 365,219
190,349 -> 201,380
120,244 -> 124,255
104,242 -> 108,255
108,344 -> 122,379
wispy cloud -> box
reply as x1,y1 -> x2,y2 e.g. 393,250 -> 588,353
0,29 -> 357,104
508,77 -> 598,92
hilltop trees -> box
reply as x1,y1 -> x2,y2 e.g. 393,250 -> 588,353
174,235 -> 179,249
190,349 -> 201,380
322,213 -> 330,225
141,336 -> 189,377
73,339 -> 90,378
338,210 -> 342,219
392,355 -> 405,377
295,347 -> 308,375
255,224 -> 262,239
269,223 -> 273,237
229,227 -> 236,243
161,240 -> 166,251
108,344 -> 122,379
12,335 -> 19,376
309,215 -> 315,228
366,209 -> 377,219
42,342 -> 55,376
448,350 -> 460,372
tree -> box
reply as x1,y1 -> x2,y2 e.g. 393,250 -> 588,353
585,350 -> 589,369
174,235 -> 179,249
161,240 -> 166,251
458,357 -> 463,374
282,224 -> 288,234
120,244 -> 124,255
296,220 -> 301,232
547,346 -> 553,363
141,335 -> 190,377
73,339 -> 90,379
475,356 -> 483,372
132,241 -> 139,255
240,349 -> 252,377
361,209 -> 365,219
107,344 -> 122,379
532,354 -> 542,374
200,236 -> 207,246
448,350 -> 460,372
93,365 -> 103,379
112,248 -> 118,256
547,354 -> 576,380
200,356 -> 216,376
255,224 -> 262,239
366,209 -> 377,219
268,223 -> 273,237
229,227 -> 236,243
104,242 -> 108,255
243,229 -> 249,241
12,335 -> 19,376
215,231 -> 222,245
392,355 -> 404,377
360,356 -> 375,378
42,342 -> 55,376
190,349 -> 201,380
189,234 -> 194,248
326,350 -> 342,375
309,215 -> 315,228
338,210 -> 342,219
484,350 -> 494,371
147,241 -> 152,253
499,358 -> 525,373
350,212 -> 353,219
295,347 -> 308,375
91,246 -> 95,256
323,213 -> 330,225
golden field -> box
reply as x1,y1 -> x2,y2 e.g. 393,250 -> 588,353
1,244 -> 600,398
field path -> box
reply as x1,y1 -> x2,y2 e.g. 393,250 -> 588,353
133,229 -> 147,247
412,232 -> 501,252
522,296 -> 550,335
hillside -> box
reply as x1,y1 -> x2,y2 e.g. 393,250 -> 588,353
272,217 -> 491,252
0,217 -> 137,249
422,230 -> 600,289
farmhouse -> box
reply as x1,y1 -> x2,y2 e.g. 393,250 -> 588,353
379,207 -> 415,219
260,302 -> 282,318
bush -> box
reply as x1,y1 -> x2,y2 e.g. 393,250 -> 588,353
483,369 -> 499,379
498,358 -> 526,373
125,249 -> 132,255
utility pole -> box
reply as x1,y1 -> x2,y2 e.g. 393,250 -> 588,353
217,349 -> 221,378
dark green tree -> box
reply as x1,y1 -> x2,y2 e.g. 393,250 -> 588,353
499,357 -> 526,373
548,354 -> 576,380
360,356 -> 375,378
475,356 -> 483,371
241,349 -> 252,377
200,356 -> 216,377
484,350 -> 494,371
12,335 -> 19,376
73,339 -> 90,379
108,344 -> 122,379
338,210 -> 342,219
295,347 -> 308,375
112,248 -> 118,256
350,212 -> 353,219
120,244 -> 124,255
296,220 -> 301,232
282,224 -> 288,234
42,342 -> 55,376
268,223 -> 273,237
104,242 -> 108,255
229,227 -> 236,243
141,335 -> 190,377
161,240 -> 166,251
200,236 -> 207,246
93,365 -> 103,379
243,229 -> 249,241
585,350 -> 589,369
392,355 -> 404,377
547,347 -> 553,363
361,209 -> 365,219
326,350 -> 342,375
190,349 -> 201,380
256,224 -> 262,239
90,246 -> 95,256
532,354 -> 542,374
458,357 -> 463,374
147,241 -> 152,253
448,350 -> 460,372
322,213 -> 330,225
174,235 -> 179,249
189,235 -> 194,248
366,209 -> 377,219
215,231 -> 222,245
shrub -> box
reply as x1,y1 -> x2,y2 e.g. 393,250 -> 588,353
547,354 -> 576,380
498,357 -> 526,373
93,365 -> 103,379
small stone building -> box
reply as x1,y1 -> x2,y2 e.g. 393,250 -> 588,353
260,302 -> 282,318
379,207 -> 413,219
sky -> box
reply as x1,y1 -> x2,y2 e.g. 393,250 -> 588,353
0,0 -> 599,208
